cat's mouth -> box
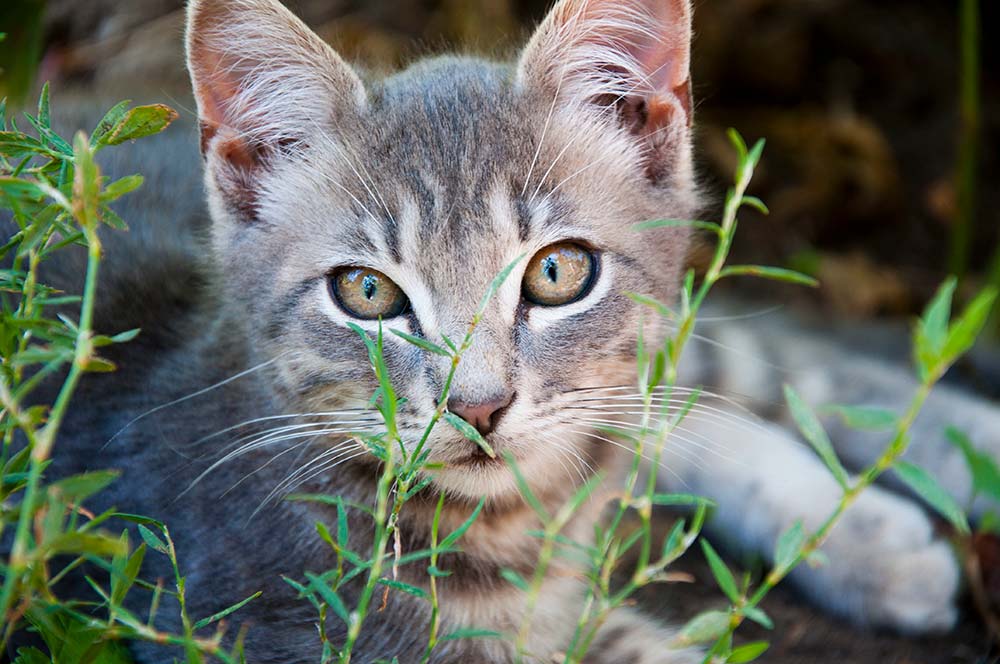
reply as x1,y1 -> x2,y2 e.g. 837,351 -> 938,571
451,444 -> 504,468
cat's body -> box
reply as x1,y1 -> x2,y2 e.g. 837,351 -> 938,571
28,0 -> 1000,661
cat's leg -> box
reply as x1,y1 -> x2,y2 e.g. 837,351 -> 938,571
658,412 -> 961,634
580,607 -> 702,664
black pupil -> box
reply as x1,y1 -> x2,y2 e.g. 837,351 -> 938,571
362,274 -> 378,300
542,256 -> 558,283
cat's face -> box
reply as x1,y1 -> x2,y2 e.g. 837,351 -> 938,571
188,0 -> 695,500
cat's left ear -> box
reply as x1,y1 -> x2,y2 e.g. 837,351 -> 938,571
517,0 -> 692,179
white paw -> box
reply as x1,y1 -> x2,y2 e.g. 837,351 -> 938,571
792,485 -> 961,634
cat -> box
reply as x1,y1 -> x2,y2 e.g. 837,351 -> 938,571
30,0 -> 1000,661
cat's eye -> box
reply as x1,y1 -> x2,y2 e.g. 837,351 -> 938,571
522,242 -> 597,307
330,267 -> 409,320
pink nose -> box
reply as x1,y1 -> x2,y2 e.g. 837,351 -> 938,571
447,393 -> 514,436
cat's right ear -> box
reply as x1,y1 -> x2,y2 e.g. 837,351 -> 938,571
186,0 -> 366,220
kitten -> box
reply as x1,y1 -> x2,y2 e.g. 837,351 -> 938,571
37,0 -> 1000,661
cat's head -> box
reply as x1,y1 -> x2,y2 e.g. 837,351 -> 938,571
186,0 -> 696,501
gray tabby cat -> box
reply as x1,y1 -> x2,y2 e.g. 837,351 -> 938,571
44,0 -> 1000,661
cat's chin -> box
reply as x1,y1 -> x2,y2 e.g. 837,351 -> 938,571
429,462 -> 524,503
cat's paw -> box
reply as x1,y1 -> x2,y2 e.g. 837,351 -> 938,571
792,485 -> 961,634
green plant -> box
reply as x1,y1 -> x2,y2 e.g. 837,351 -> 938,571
0,87 -> 253,663
683,279 -> 997,662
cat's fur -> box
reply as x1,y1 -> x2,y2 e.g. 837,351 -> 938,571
30,0 -> 1000,661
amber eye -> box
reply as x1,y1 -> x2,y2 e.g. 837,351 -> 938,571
522,242 -> 597,307
330,267 -> 409,320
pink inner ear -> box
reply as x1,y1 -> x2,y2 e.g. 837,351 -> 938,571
569,0 -> 692,102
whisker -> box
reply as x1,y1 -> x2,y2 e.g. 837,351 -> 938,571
103,353 -> 290,450
182,410 -> 375,449
567,428 -> 692,489
568,417 -> 737,462
181,426 -> 373,497
251,447 -> 370,521
564,402 -> 768,438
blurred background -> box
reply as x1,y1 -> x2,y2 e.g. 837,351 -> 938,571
1,1 -> 998,662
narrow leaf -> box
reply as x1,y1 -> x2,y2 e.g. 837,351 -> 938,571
720,265 -> 818,287
389,329 -> 451,357
728,641 -> 770,663
822,405 -> 898,432
784,385 -> 850,489
774,520 -> 805,571
700,540 -> 740,603
894,461 -> 970,534
443,411 -> 495,458
194,591 -> 262,630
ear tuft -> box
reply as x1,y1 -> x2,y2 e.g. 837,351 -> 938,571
518,0 -> 693,180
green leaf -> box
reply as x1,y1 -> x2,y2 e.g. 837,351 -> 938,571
774,520 -> 805,571
83,356 -> 118,373
0,176 -> 45,202
440,497 -> 485,549
947,427 -> 1000,502
784,385 -> 850,489
894,461 -> 970,534
442,627 -> 504,641
651,493 -> 715,508
921,278 -> 956,353
728,641 -> 770,663
138,524 -> 169,554
740,196 -> 770,215
101,174 -> 144,201
941,288 -> 998,365
742,606 -> 773,630
94,104 -> 178,147
427,565 -> 452,577
914,278 -> 956,377
194,591 -> 262,630
111,541 -> 145,606
677,610 -> 731,645
661,520 -> 687,558
12,647 -> 50,664
499,568 -> 530,592
389,329 -> 451,357
443,411 -> 495,458
305,572 -> 349,624
700,540 -> 739,603
727,128 -> 749,162
72,131 -> 100,228
634,219 -> 723,235
822,405 -> 898,432
746,138 -> 766,171
110,328 -> 142,344
49,470 -> 119,503
719,265 -> 818,287
477,254 -> 525,314
625,292 -> 674,319
47,532 -> 127,557
377,578 -> 429,599
36,82 -> 50,127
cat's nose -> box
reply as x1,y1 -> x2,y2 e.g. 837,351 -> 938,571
447,392 -> 514,436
